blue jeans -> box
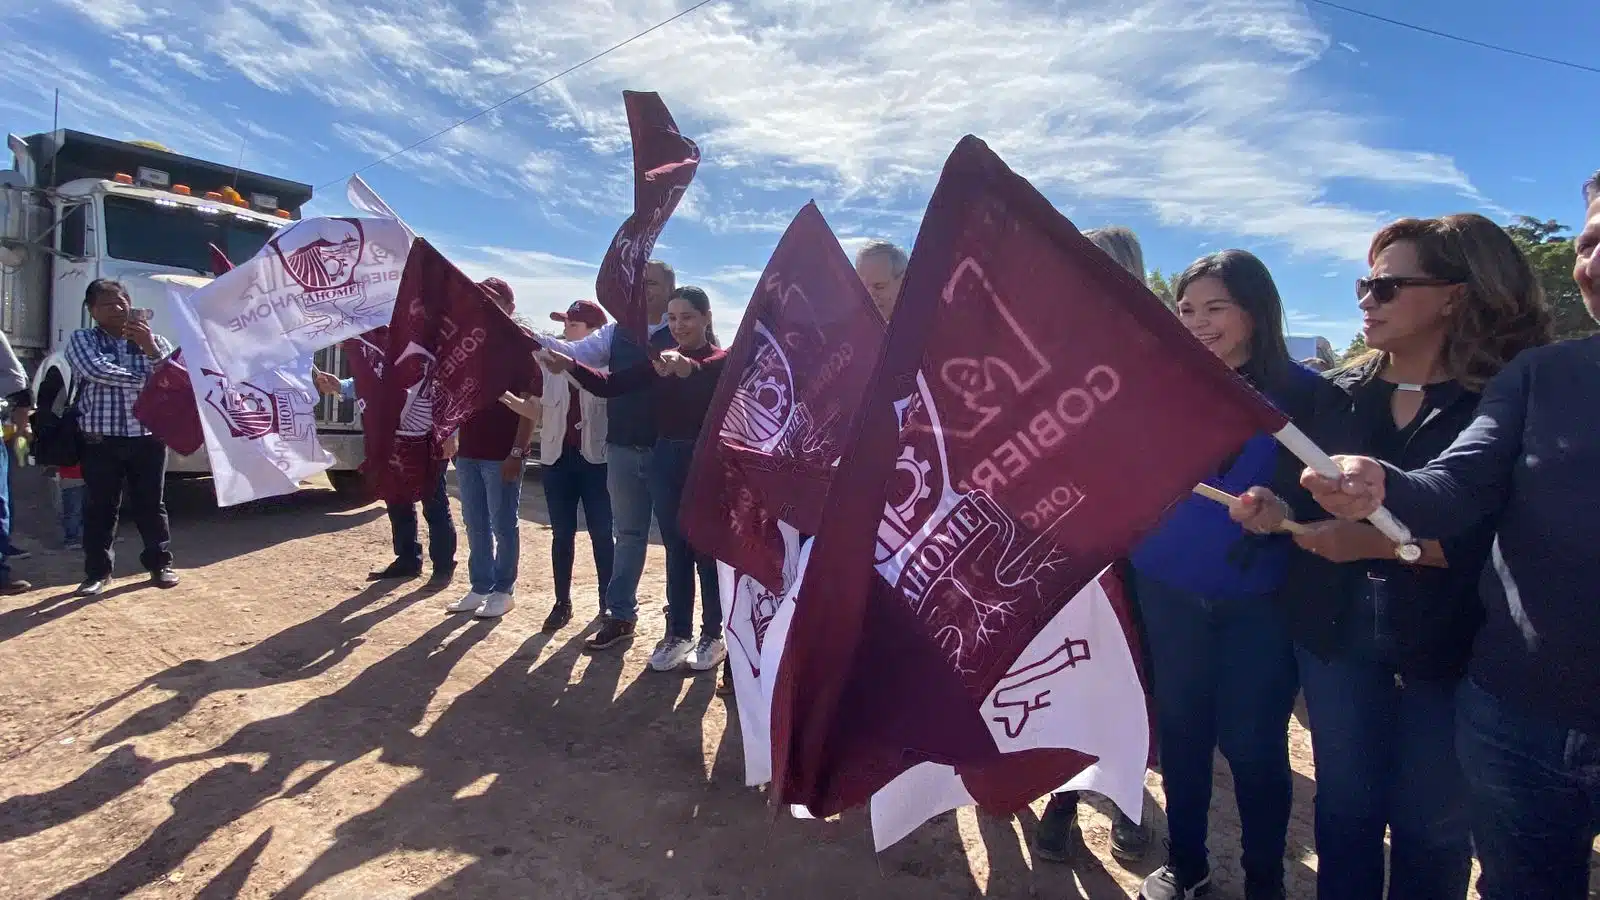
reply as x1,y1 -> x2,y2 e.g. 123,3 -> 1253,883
388,472 -> 456,569
542,448 -> 613,609
604,443 -> 653,622
1456,678 -> 1600,900
455,457 -> 522,595
1138,571 -> 1297,884
1297,647 -> 1471,899
650,439 -> 720,641
59,483 -> 86,545
0,442 -> 11,583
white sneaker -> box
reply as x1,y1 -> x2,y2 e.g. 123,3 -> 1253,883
649,636 -> 694,672
475,592 -> 515,618
687,635 -> 727,672
446,591 -> 487,614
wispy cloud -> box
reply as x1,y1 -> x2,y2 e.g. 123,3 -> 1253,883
25,0 -> 1494,266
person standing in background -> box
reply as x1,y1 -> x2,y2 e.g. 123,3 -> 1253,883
313,371 -> 457,587
854,240 -> 908,320
536,259 -> 677,652
445,278 -> 538,619
541,286 -> 728,676
1033,226 -> 1154,866
0,327 -> 34,594
63,280 -> 178,598
501,300 -> 614,633
54,464 -> 86,550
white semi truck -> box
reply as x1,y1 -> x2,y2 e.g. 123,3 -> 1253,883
0,129 -> 367,496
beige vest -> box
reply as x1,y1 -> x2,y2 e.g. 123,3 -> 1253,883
537,365 -> 607,465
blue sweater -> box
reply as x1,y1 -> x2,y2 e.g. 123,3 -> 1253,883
1380,337 -> 1600,732
1132,363 -> 1327,599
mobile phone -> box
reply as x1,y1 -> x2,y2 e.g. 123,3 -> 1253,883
130,308 -> 153,324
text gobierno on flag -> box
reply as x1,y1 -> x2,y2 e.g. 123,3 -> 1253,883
769,135 -> 1290,821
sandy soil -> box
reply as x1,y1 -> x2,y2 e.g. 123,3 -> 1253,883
0,465 -> 1592,899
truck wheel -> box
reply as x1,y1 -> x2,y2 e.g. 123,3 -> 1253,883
327,470 -> 370,502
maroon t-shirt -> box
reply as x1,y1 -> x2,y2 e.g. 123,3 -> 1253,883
457,372 -> 534,460
569,343 -> 727,442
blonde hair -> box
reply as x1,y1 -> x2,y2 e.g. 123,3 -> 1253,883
1083,226 -> 1145,279
1363,214 -> 1552,389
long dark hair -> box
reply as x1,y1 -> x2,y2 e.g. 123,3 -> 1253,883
671,285 -> 718,347
1173,249 -> 1292,393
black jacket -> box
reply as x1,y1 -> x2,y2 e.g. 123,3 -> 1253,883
1279,359 -> 1493,681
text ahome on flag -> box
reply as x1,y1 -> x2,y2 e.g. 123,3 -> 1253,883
769,136 -> 1290,823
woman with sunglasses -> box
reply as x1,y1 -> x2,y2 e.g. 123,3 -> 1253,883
1296,186 -> 1600,900
1233,213 -> 1551,899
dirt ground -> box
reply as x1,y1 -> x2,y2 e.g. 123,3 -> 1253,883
0,466 -> 1592,899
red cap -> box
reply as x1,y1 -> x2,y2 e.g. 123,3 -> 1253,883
478,277 -> 514,308
550,299 -> 608,329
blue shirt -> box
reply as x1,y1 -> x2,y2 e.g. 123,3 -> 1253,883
1380,337 -> 1600,731
64,327 -> 175,437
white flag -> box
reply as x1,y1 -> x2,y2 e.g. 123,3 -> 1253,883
722,540 -> 1149,851
188,212 -> 413,380
168,286 -> 334,506
347,174 -> 416,241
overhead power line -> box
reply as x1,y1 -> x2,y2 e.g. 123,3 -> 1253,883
316,0 -> 722,191
1306,0 -> 1600,76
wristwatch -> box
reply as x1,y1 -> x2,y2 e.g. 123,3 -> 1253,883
509,446 -> 528,459
1395,543 -> 1423,563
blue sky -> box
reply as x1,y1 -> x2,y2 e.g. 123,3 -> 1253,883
1,0 -> 1589,350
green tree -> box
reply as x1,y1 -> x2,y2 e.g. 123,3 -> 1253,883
1505,216 -> 1596,341
1147,268 -> 1175,310
1341,333 -> 1369,362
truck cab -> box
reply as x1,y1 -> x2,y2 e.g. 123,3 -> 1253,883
0,130 -> 365,495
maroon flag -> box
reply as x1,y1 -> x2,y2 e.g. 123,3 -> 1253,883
594,91 -> 700,345
365,240 -> 541,502
680,203 -> 885,593
208,243 -> 234,275
338,326 -> 388,471
133,349 -> 203,456
769,136 -> 1288,817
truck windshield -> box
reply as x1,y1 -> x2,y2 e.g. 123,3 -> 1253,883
102,195 -> 282,273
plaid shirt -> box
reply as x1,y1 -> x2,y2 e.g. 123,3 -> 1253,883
64,327 -> 175,437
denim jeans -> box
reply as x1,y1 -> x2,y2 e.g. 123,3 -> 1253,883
604,443 -> 653,623
81,435 -> 173,580
58,483 -> 86,545
649,439 -> 720,641
0,441 -> 11,583
1137,571 -> 1297,884
542,448 -> 613,610
1297,646 -> 1471,899
455,457 -> 522,595
388,472 -> 456,569
1456,677 -> 1600,900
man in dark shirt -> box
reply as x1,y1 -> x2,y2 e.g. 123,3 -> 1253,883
1304,176 -> 1600,899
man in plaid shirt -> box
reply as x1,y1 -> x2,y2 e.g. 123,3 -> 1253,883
64,279 -> 179,596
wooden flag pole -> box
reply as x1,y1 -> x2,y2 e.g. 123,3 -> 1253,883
1190,483 -> 1308,535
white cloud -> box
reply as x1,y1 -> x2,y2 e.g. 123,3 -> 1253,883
31,0 -> 1495,267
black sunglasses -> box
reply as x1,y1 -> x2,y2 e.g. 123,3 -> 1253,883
1357,275 -> 1460,305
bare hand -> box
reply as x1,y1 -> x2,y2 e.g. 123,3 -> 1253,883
539,350 -> 574,374
312,369 -> 342,397
438,432 -> 458,460
124,319 -> 158,356
657,350 -> 693,378
498,391 -> 539,421
1292,519 -> 1386,564
1230,486 -> 1288,535
1301,455 -> 1386,521
501,455 -> 524,483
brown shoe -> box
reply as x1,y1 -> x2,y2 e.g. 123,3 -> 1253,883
585,616 -> 634,651
1,578 -> 32,596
